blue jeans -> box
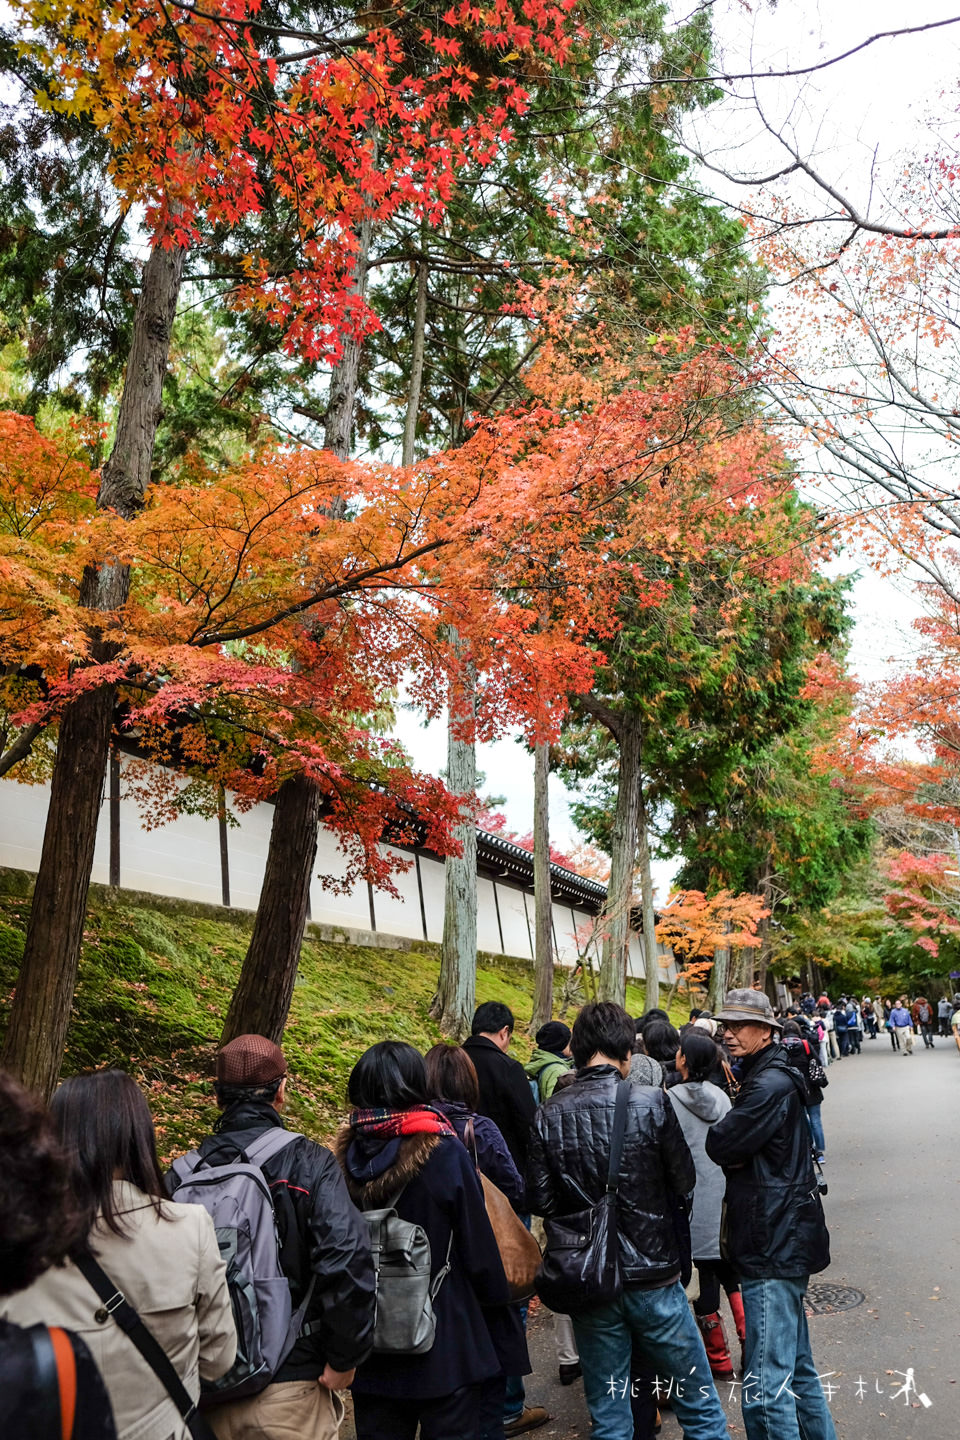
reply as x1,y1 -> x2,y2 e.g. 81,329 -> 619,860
504,1215 -> 531,1423
572,1280 -> 728,1440
739,1277 -> 837,1440
503,1366 -> 524,1423
806,1105 -> 825,1155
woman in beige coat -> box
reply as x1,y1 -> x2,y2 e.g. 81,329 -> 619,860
2,1070 -> 236,1440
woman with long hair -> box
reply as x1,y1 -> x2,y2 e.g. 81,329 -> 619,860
667,1029 -> 744,1378
2,1070 -> 236,1439
423,1043 -> 524,1206
336,1041 -> 512,1440
423,1044 -> 533,1418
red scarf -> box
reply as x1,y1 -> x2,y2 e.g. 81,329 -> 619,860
349,1106 -> 455,1139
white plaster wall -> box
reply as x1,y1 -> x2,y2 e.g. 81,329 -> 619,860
367,844 -> 426,942
0,775 -> 113,884
310,826 -> 371,931
117,765 -> 216,901
417,852 -> 447,944
552,903 -> 581,964
495,882 -> 532,959
224,795 -> 272,910
0,778 -> 50,873
0,773 -> 637,976
476,876 -> 503,954
627,930 -> 646,981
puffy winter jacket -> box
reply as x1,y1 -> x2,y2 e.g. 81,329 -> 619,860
705,1045 -> 830,1280
524,1047 -> 572,1103
526,1065 -> 695,1290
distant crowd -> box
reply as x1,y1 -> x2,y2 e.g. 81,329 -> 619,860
2,984 -> 875,1440
781,989 -> 960,1061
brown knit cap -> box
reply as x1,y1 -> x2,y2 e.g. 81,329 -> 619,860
216,1034 -> 287,1086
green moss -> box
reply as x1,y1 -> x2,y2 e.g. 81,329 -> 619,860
0,879 -> 688,1161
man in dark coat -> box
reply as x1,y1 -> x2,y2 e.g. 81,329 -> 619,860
464,1003 -> 546,1436
706,990 -> 835,1440
463,1002 -> 537,1172
173,1034 -> 376,1440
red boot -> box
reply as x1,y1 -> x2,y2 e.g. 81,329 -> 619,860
696,1312 -> 734,1379
728,1289 -> 747,1373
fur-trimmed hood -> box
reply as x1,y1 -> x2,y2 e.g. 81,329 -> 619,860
334,1127 -> 443,1210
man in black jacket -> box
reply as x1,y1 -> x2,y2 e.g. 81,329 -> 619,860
464,1001 -> 537,1172
528,1002 -> 729,1440
705,990 -> 835,1440
178,1034 -> 376,1440
464,1003 -> 547,1436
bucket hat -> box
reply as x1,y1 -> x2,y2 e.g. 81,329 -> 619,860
715,988 -> 781,1031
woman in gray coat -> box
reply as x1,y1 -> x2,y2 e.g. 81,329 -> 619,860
667,1029 -> 744,1378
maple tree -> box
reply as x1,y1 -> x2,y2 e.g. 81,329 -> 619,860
654,889 -> 767,1007
1,0 -> 595,1090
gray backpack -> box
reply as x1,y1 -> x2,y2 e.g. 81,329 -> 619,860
169,1129 -> 315,1402
363,1187 -> 452,1355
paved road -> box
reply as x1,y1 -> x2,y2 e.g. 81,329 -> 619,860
343,1037 -> 960,1438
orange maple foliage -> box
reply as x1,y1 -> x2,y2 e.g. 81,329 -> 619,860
655,889 -> 769,992
1,322 -> 808,887
18,0 -> 584,357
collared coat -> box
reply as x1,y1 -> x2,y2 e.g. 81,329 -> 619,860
1,1180 -> 236,1440
705,1044 -> 830,1280
462,1035 -> 537,1171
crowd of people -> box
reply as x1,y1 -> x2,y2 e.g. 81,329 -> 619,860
782,989 -> 960,1064
10,978 -> 948,1440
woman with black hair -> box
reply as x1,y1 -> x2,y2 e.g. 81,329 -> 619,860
641,1020 -> 682,1087
0,1069 -> 117,1439
336,1041 -> 514,1440
667,1030 -> 744,1378
2,1070 -> 236,1440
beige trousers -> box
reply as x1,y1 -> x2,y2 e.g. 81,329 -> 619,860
209,1380 -> 345,1440
902,1027 -> 915,1053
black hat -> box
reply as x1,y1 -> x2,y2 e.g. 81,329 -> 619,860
536,1021 -> 572,1055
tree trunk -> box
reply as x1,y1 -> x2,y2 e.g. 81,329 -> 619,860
637,783 -> 659,1012
1,685 -> 115,1095
432,654 -> 478,1039
224,217 -> 374,1043
401,258 -> 428,467
2,239 -> 185,1097
530,739 -> 554,1033
708,940 -> 730,1013
220,776 -> 321,1045
599,707 -> 641,1005
755,851 -> 775,994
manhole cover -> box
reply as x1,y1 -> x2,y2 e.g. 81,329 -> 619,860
805,1283 -> 865,1315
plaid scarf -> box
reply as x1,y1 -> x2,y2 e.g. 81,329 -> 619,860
349,1106 -> 455,1139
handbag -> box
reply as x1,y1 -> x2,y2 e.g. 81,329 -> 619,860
76,1253 -> 218,1440
26,1325 -> 77,1440
463,1119 -> 542,1302
534,1078 -> 630,1316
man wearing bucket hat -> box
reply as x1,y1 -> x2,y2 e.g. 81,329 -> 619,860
705,991 -> 835,1440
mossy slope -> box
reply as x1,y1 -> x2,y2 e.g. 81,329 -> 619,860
0,874 -> 676,1160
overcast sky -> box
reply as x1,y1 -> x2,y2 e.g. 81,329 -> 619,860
395,2 -> 960,899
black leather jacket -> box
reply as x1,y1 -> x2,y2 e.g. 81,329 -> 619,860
705,1044 -> 830,1279
526,1066 -> 696,1289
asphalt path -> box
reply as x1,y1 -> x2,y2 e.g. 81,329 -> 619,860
342,1035 -> 960,1439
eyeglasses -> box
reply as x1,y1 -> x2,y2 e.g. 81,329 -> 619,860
718,1020 -> 753,1033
